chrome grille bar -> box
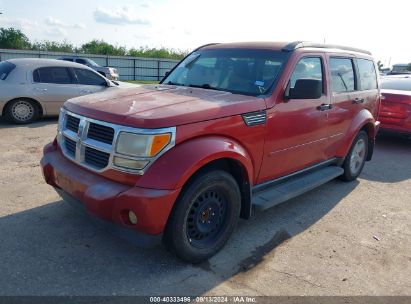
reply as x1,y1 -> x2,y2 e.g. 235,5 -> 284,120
56,108 -> 176,175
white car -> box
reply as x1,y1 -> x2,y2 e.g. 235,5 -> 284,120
0,58 -> 129,124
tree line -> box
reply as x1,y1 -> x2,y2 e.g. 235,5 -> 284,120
0,27 -> 188,60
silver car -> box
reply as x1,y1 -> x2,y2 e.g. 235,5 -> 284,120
0,58 -> 119,124
58,56 -> 119,80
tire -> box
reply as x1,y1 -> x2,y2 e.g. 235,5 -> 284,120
164,170 -> 241,263
340,131 -> 368,182
5,99 -> 39,124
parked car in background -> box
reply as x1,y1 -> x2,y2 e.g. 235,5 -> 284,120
41,41 -> 380,262
58,56 -> 119,80
387,63 -> 411,75
0,58 -> 121,124
380,75 -> 411,136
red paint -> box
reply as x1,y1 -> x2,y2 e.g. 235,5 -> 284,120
380,90 -> 411,134
41,42 -> 380,237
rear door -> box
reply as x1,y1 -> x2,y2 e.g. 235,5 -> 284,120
325,56 -> 360,156
259,55 -> 330,182
73,68 -> 109,95
31,66 -> 79,115
325,56 -> 379,157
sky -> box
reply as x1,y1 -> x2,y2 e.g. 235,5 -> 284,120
1,0 -> 410,67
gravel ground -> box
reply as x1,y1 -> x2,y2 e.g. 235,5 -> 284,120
0,117 -> 410,296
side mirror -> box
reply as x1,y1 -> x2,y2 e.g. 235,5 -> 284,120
285,79 -> 322,100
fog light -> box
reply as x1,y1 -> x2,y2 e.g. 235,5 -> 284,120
128,210 -> 138,225
113,156 -> 149,170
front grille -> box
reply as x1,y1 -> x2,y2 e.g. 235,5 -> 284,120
58,110 -> 174,174
66,115 -> 80,133
87,122 -> 114,144
64,137 -> 76,157
84,147 -> 110,169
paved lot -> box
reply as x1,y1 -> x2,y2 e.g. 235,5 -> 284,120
0,118 -> 410,296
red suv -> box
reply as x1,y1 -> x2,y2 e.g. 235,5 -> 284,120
41,42 -> 380,262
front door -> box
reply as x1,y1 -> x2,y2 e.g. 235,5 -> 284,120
73,68 -> 109,96
258,56 -> 330,183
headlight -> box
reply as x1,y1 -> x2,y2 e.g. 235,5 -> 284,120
115,132 -> 172,157
57,109 -> 64,130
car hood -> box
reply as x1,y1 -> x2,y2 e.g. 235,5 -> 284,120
64,85 -> 266,128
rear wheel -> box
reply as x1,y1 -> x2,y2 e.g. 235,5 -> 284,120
5,99 -> 39,124
164,170 -> 241,263
341,131 -> 368,181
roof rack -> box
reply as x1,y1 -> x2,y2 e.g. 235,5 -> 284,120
282,41 -> 372,55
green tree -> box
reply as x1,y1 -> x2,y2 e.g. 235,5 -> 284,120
128,46 -> 187,60
0,27 -> 188,60
0,27 -> 31,49
80,39 -> 126,56
31,40 -> 74,52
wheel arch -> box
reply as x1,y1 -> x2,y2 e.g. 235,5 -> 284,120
175,158 -> 252,220
2,97 -> 44,117
136,136 -> 256,219
337,109 -> 378,161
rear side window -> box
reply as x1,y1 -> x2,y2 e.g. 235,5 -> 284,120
74,68 -> 106,86
0,61 -> 16,80
75,59 -> 88,65
33,67 -> 73,84
61,58 -> 73,62
357,59 -> 377,90
330,58 -> 355,93
290,57 -> 323,91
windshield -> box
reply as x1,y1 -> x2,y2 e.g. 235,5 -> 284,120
87,59 -> 100,67
381,78 -> 411,91
162,49 -> 288,96
0,61 -> 16,80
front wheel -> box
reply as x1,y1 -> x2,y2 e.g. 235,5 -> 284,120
341,131 -> 368,181
164,170 -> 241,263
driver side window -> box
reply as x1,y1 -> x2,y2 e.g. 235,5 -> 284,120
290,57 -> 323,91
74,68 -> 107,86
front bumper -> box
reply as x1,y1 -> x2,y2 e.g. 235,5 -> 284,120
41,143 -> 180,244
106,73 -> 119,80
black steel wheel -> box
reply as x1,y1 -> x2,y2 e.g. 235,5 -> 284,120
164,170 -> 241,263
186,189 -> 229,248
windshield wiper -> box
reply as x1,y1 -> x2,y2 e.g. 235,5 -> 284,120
187,84 -> 221,91
166,81 -> 185,86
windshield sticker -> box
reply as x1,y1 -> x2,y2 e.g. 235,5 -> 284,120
255,80 -> 265,87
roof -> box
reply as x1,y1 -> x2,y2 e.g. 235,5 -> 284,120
201,41 -> 372,56
6,58 -> 87,69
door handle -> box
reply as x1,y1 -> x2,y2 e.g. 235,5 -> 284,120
35,88 -> 47,92
81,90 -> 92,94
352,98 -> 365,104
317,103 -> 333,111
